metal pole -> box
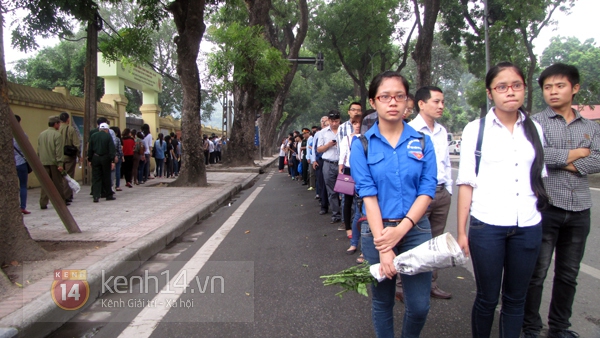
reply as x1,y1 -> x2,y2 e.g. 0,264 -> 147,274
484,0 -> 491,114
9,111 -> 81,233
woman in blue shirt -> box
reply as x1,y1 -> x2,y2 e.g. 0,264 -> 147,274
154,133 -> 166,178
351,71 -> 437,338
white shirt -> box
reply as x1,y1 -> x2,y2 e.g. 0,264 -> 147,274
456,109 -> 545,227
317,126 -> 340,161
279,144 -> 286,157
143,134 -> 153,155
208,140 -> 215,153
409,114 -> 453,194
310,130 -> 322,162
337,120 -> 354,143
339,134 -> 359,168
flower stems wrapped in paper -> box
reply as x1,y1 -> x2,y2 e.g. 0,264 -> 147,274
321,233 -> 469,296
64,174 -> 81,194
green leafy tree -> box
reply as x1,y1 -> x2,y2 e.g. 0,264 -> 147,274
540,36 -> 600,106
207,2 -> 290,166
309,0 -> 412,108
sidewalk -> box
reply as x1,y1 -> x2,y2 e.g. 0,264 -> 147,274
0,156 -> 277,338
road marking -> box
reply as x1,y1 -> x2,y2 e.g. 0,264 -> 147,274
117,186 -> 264,337
580,262 -> 600,280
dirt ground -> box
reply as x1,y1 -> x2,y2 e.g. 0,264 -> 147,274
1,241 -> 108,298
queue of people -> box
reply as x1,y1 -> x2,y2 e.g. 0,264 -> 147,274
280,62 -> 597,338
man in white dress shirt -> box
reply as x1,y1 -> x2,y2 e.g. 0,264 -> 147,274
402,86 -> 453,301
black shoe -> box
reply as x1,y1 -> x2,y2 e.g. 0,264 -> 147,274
40,205 -> 48,210
93,198 -> 99,203
520,330 -> 539,338
301,182 -> 307,185
65,201 -> 71,206
319,210 -> 328,215
106,196 -> 116,201
66,198 -> 73,203
548,329 -> 579,338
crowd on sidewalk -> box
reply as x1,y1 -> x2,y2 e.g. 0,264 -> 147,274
13,116 -> 185,207
278,63 -> 598,338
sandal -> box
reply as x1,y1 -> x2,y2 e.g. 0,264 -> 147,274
356,253 -> 364,264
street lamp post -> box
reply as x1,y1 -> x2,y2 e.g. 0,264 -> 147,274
484,0 -> 491,114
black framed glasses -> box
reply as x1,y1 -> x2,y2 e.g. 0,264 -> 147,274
493,83 -> 525,93
376,94 -> 407,103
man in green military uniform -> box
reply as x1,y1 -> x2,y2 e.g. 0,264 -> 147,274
88,123 -> 116,202
38,115 -> 67,209
59,112 -> 81,203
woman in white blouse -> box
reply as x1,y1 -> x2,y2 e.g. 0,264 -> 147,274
339,115 -> 362,253
456,62 -> 549,338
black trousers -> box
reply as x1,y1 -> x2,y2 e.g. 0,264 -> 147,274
92,155 -> 112,199
316,158 -> 328,211
123,155 -> 133,183
301,158 -> 308,183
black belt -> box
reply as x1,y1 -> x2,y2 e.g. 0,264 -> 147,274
93,153 -> 108,157
436,184 -> 445,192
324,159 -> 338,165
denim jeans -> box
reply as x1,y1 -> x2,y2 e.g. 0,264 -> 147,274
361,217 -> 432,338
16,163 -> 28,210
523,205 -> 591,333
115,156 -> 122,187
155,158 -> 164,177
138,159 -> 146,183
143,154 -> 150,181
350,198 -> 361,248
468,217 -> 542,338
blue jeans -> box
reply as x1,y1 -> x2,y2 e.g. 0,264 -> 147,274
143,154 -> 150,181
468,217 -> 542,338
523,205 -> 590,333
173,156 -> 179,175
115,156 -> 122,187
361,217 -> 432,338
155,158 -> 164,177
138,159 -> 146,183
350,198 -> 361,247
16,163 -> 28,210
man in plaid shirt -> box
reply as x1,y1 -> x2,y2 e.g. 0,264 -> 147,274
522,64 -> 600,338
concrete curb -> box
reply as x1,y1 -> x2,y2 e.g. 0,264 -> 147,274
0,173 -> 260,338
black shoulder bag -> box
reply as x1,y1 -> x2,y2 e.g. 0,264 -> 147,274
63,126 -> 78,157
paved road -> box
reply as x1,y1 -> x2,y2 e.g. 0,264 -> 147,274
47,167 -> 600,338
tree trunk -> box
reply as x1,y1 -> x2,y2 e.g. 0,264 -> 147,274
412,0 -> 441,88
226,84 -> 261,166
167,0 -> 208,187
0,11 -> 46,268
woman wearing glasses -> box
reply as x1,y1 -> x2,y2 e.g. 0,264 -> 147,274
456,62 -> 548,337
351,71 -> 437,338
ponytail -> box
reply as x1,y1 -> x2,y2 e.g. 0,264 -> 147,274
521,109 -> 549,211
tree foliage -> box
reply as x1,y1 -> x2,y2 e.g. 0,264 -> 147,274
541,36 -> 600,105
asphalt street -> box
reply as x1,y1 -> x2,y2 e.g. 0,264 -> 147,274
47,167 -> 600,338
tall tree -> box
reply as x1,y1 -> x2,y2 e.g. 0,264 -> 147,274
411,0 -> 441,88
207,0 -> 289,166
258,0 -> 308,157
309,0 -> 412,108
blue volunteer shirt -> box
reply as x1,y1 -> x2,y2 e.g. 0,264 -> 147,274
350,121 -> 437,219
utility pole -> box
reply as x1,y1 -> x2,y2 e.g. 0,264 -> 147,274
288,52 -> 324,71
83,12 -> 102,185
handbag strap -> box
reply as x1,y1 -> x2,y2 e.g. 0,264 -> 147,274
474,117 -> 486,177
13,145 -> 26,160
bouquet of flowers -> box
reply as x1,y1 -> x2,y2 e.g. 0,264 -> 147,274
321,233 -> 468,297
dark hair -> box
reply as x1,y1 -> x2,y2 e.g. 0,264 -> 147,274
59,112 -> 70,122
170,132 -> 175,137
158,132 -> 164,145
141,124 -> 150,135
368,71 -> 410,101
15,115 -> 21,123
348,101 -> 361,110
350,114 -> 363,125
363,108 -> 376,117
414,86 -> 443,113
328,110 -> 341,120
97,117 -> 108,125
407,93 -> 415,102
485,62 -> 549,210
165,135 -> 171,142
110,126 -> 121,139
538,63 -> 580,100
122,128 -> 131,138
136,132 -> 144,139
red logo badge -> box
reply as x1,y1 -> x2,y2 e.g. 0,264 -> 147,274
51,269 -> 90,310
